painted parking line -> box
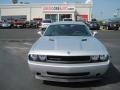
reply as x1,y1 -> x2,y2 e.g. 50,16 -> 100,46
5,46 -> 29,50
24,42 -> 32,46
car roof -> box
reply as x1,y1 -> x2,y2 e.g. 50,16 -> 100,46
51,21 -> 86,25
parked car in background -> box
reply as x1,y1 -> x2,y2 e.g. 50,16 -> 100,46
25,20 -> 39,28
1,21 -> 13,28
13,19 -> 26,28
103,19 -> 120,30
40,19 -> 52,30
88,21 -> 100,30
28,21 -> 110,82
103,21 -> 119,30
91,18 -> 97,22
30,20 -> 39,28
25,21 -> 30,28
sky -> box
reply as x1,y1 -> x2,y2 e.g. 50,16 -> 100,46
0,0 -> 120,20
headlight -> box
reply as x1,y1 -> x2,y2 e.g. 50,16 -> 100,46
29,54 -> 38,61
38,55 -> 47,61
90,24 -> 93,26
29,54 -> 47,62
91,55 -> 109,62
100,55 -> 108,61
91,55 -> 99,61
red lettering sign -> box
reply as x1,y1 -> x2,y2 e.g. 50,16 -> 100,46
42,5 -> 75,12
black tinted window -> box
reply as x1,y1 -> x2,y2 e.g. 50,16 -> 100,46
43,20 -> 51,23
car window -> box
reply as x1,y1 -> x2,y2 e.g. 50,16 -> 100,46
43,20 -> 51,23
63,19 -> 72,21
44,24 -> 91,36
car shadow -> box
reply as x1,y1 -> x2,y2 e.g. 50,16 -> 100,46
43,63 -> 120,88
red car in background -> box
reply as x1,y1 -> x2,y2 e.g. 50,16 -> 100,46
13,19 -> 26,28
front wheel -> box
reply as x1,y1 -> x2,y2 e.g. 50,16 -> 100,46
113,27 -> 119,31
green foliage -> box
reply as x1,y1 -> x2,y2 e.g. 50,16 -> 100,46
98,20 -> 103,26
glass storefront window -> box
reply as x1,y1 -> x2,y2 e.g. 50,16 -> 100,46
45,14 -> 58,22
45,14 -> 72,22
59,14 -> 72,21
1,15 -> 27,21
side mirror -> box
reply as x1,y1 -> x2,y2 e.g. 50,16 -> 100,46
37,31 -> 42,36
93,31 -> 98,36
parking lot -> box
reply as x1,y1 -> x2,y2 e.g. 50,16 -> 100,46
0,29 -> 120,90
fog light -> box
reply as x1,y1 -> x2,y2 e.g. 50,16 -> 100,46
91,55 -> 99,61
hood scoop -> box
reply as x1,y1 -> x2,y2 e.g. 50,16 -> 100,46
49,38 -> 55,41
81,39 -> 87,41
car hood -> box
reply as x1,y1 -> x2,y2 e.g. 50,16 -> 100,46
29,36 -> 108,56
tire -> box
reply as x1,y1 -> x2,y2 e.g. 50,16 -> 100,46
115,28 -> 119,31
106,26 -> 109,30
119,27 -> 120,30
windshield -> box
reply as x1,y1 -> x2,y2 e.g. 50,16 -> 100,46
44,24 -> 91,36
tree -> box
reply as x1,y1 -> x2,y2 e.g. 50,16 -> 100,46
20,1 -> 23,4
11,0 -> 18,4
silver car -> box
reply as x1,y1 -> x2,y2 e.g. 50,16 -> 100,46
39,19 -> 52,29
28,21 -> 110,82
1,22 -> 11,28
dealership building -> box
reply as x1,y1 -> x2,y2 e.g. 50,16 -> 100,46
0,2 -> 93,22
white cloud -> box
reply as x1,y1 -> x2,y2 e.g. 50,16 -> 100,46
85,0 -> 93,4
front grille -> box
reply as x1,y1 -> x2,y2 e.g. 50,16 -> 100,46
47,56 -> 91,63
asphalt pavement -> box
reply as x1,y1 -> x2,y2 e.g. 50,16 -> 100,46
0,29 -> 120,90
0,29 -> 39,41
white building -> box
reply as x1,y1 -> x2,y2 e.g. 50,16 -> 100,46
0,2 -> 92,22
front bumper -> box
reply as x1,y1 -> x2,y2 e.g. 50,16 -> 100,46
28,60 -> 110,82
